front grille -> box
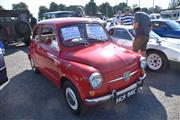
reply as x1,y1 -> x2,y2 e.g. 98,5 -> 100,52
108,69 -> 139,83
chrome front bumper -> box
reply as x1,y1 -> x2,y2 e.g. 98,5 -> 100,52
85,73 -> 146,105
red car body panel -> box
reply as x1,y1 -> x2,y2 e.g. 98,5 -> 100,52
28,18 -> 145,105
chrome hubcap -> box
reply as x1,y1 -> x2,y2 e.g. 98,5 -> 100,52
65,87 -> 78,110
147,53 -> 162,70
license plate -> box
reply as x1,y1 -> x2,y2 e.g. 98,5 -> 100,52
115,88 -> 137,104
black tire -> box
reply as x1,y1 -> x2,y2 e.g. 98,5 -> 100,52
63,81 -> 88,115
15,20 -> 31,37
23,37 -> 31,46
147,50 -> 168,72
30,57 -> 39,73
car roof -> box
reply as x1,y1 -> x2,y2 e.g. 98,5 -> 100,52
109,25 -> 133,30
151,19 -> 172,22
38,17 -> 100,25
44,11 -> 75,14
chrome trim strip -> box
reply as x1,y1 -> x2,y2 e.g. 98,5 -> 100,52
108,70 -> 139,83
0,80 -> 9,90
0,66 -> 5,71
139,72 -> 146,80
85,82 -> 138,104
85,73 -> 146,105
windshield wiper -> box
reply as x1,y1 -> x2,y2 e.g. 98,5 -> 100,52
85,37 -> 106,42
63,38 -> 89,46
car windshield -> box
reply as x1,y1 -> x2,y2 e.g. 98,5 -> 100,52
129,29 -> 135,37
166,21 -> 180,30
60,23 -> 109,46
129,29 -> 161,40
56,12 -> 75,18
149,31 -> 161,39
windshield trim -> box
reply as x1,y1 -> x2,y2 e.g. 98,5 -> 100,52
59,22 -> 111,47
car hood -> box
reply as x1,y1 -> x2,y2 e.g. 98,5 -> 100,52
62,42 -> 139,73
149,37 -> 180,49
161,38 -> 180,49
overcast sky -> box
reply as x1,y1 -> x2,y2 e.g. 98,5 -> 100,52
0,0 -> 171,18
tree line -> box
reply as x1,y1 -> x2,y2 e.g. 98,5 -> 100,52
0,0 -> 179,19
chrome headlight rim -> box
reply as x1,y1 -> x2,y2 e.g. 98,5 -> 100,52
140,56 -> 147,69
89,72 -> 103,89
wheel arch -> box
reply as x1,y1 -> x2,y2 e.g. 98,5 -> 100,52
60,76 -> 86,100
147,48 -> 168,59
146,48 -> 169,71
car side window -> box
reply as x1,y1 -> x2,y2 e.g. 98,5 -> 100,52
32,26 -> 40,41
152,22 -> 160,29
108,28 -> 115,36
113,28 -> 132,40
41,26 -> 59,51
160,22 -> 169,29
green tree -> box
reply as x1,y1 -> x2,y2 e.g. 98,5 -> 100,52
67,5 -> 78,11
169,0 -> 180,8
38,6 -> 48,20
85,0 -> 97,16
0,5 -> 5,10
99,2 -> 113,17
49,2 -> 59,12
141,7 -> 149,13
113,3 -> 128,14
12,2 -> 28,10
132,4 -> 138,9
58,4 -> 66,11
149,6 -> 161,14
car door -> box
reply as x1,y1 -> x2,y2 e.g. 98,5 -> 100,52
31,25 -> 45,70
111,28 -> 133,50
39,25 -> 61,85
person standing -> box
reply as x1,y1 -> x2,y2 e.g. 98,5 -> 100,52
30,15 -> 37,29
72,7 -> 85,17
133,7 -> 151,57
121,8 -> 134,25
116,10 -> 122,25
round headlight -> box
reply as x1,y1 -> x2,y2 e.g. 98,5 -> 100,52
89,72 -> 103,89
140,56 -> 147,69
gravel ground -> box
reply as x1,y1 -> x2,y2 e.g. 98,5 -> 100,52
0,44 -> 180,120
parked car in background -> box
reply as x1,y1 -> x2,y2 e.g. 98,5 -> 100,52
0,10 -> 31,46
43,11 -> 75,20
108,25 -> 180,71
176,20 -> 180,24
0,40 -> 8,90
151,19 -> 180,39
28,18 -> 146,115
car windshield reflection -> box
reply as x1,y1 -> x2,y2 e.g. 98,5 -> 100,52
60,23 -> 109,46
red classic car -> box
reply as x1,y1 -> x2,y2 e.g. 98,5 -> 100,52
28,18 -> 146,115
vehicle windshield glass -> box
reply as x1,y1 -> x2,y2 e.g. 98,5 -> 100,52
56,12 -> 74,18
129,29 -> 135,37
149,31 -> 161,39
129,29 -> 161,40
60,23 -> 109,46
166,21 -> 180,30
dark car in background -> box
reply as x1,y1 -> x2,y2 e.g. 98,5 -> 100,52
0,10 -> 32,46
43,11 -> 75,20
0,41 -> 8,90
151,19 -> 180,39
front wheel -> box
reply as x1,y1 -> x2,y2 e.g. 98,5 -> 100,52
147,50 -> 168,72
63,81 -> 88,115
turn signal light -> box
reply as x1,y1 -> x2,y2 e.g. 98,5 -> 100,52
89,90 -> 96,96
